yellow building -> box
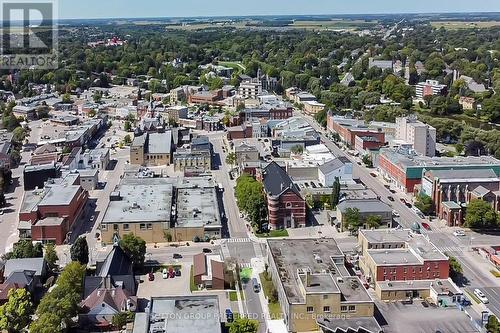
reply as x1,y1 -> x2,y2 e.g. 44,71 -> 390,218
266,239 -> 381,333
303,100 -> 326,116
130,131 -> 172,167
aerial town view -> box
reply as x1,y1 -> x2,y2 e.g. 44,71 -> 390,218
1,1 -> 500,332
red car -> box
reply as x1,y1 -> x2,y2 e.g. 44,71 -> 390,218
148,272 -> 155,281
421,223 -> 431,231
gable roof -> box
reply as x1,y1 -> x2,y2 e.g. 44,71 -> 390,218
80,279 -> 136,313
262,162 -> 301,197
97,246 -> 133,277
4,258 -> 45,278
193,253 -> 207,277
319,157 -> 348,175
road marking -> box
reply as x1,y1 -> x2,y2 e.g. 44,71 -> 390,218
225,238 -> 252,243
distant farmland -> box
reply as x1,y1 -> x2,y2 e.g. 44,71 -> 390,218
431,21 -> 500,29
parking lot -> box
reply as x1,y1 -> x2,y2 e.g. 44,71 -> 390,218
136,264 -> 191,298
377,301 -> 479,333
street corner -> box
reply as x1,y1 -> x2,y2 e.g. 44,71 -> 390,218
251,257 -> 266,274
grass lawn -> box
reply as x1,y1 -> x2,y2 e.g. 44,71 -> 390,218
228,290 -> 245,301
189,266 -> 197,292
259,272 -> 282,318
256,229 -> 289,238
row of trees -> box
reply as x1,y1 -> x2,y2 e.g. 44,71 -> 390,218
234,174 -> 268,233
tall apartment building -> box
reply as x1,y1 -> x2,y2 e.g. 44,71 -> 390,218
415,80 -> 447,99
395,116 -> 436,157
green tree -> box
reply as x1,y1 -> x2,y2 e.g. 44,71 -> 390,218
464,199 -> 498,229
447,255 -> 463,283
235,174 -> 267,232
124,134 -> 132,145
330,177 -> 341,209
163,231 -> 173,242
343,207 -> 362,233
12,127 -> 26,144
112,312 -> 128,329
70,236 -> 89,265
290,145 -> 304,155
415,194 -> 434,216
36,106 -> 50,119
93,91 -> 102,103
124,120 -> 131,132
62,93 -> 72,104
486,315 -> 500,333
225,152 -> 236,167
365,215 -> 382,229
3,239 -> 43,260
0,289 -> 33,333
44,243 -> 59,270
229,318 -> 259,333
119,234 -> 146,270
362,155 -> 373,168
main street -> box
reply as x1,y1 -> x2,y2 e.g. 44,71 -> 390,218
299,111 -> 500,320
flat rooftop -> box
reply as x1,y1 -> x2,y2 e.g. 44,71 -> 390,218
137,296 -> 221,333
367,249 -> 422,266
176,177 -> 221,229
102,178 -> 173,224
268,239 -> 365,304
380,147 -> 500,171
360,229 -> 448,262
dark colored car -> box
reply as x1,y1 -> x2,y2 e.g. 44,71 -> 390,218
175,268 -> 181,277
405,202 -> 412,208
422,222 -> 431,231
148,272 -> 155,281
389,189 -> 396,194
202,248 -> 212,253
173,253 -> 182,259
387,196 -> 395,202
226,309 -> 234,323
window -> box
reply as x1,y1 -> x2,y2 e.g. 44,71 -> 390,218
140,224 -> 146,230
306,306 -> 314,313
348,305 -> 356,312
286,202 -> 292,208
340,306 -> 348,313
323,295 -> 328,300
147,223 -> 153,230
383,269 -> 387,275
101,224 -> 108,231
403,268 -> 407,273
323,306 -> 330,313
123,224 -> 129,231
113,224 -> 118,231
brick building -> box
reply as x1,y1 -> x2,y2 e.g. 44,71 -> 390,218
259,162 -> 306,229
327,115 -> 385,148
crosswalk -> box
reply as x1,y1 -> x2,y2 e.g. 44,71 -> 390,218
224,238 -> 252,243
437,245 -> 465,254
239,263 -> 252,268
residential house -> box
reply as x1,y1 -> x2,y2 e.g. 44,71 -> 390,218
192,253 -> 225,290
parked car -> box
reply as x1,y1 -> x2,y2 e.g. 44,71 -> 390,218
400,198 -> 406,204
202,248 -> 212,253
226,309 -> 234,323
173,253 -> 182,259
162,268 -> 169,279
389,189 -> 396,194
474,289 -> 489,304
392,210 -> 400,217
252,278 -> 261,293
387,196 -> 395,202
175,268 -> 181,277
453,230 -> 466,237
405,202 -> 412,209
370,172 -> 377,177
421,222 -> 431,231
148,272 -> 155,281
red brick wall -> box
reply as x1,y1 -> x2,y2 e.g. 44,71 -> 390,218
267,189 -> 306,229
375,260 -> 449,281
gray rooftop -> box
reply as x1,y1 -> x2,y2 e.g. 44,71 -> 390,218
102,178 -> 173,224
318,316 -> 382,333
267,239 -> 370,304
148,131 -> 172,155
176,177 -> 221,229
337,199 -> 392,214
4,258 -> 45,277
319,157 -> 349,175
135,296 -> 221,333
427,168 -> 499,182
367,249 -> 422,266
38,185 -> 80,206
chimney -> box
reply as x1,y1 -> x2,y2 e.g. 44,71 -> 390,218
306,271 -> 312,287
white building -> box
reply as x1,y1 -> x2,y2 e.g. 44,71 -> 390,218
318,156 -> 353,186
238,81 -> 262,99
395,116 -> 436,157
415,80 -> 447,99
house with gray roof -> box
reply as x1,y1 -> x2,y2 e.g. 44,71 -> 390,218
318,156 -> 353,186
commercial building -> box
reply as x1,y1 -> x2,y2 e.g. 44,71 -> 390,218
336,199 -> 393,231
23,163 -> 60,191
267,239 -> 381,333
239,106 -> 293,123
101,177 -> 173,244
318,156 -> 353,186
19,174 -> 88,244
165,105 -> 188,123
238,81 -> 262,99
395,116 -> 436,157
354,135 -> 386,155
234,142 -> 260,164
132,296 -> 222,333
415,80 -> 447,99
378,147 -> 500,193
303,100 -> 326,116
419,169 -> 500,226
368,58 -> 393,71
327,115 -> 385,148
174,136 -> 213,173
260,162 -> 306,229
130,131 -> 172,167
173,177 -> 222,241
358,229 -> 449,284
188,90 -> 223,105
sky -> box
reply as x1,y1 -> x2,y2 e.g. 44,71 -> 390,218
58,0 -> 500,19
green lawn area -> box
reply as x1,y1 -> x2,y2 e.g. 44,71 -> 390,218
219,61 -> 246,71
228,290 -> 245,301
259,272 -> 282,318
189,266 -> 197,292
256,229 -> 289,238
464,289 -> 481,304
